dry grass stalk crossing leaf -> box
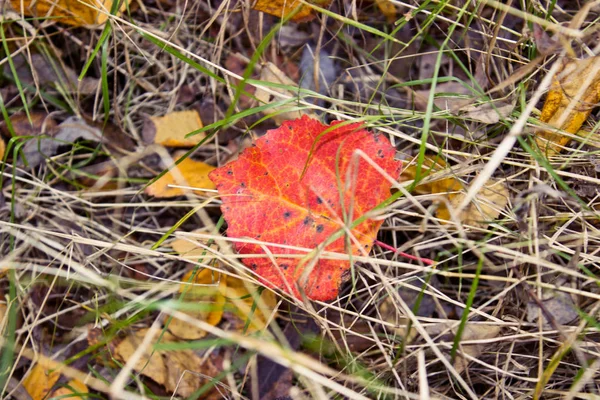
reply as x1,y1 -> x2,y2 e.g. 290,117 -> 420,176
252,0 -> 331,22
145,156 -> 216,198
536,55 -> 600,156
147,110 -> 205,147
9,0 -> 126,26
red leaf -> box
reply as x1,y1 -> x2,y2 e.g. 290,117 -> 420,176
209,116 -> 401,301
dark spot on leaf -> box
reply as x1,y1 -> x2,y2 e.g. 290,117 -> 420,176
264,171 -> 268,176
251,263 -> 257,269
374,135 -> 380,143
377,149 -> 384,158
257,234 -> 262,239
316,196 -> 323,204
281,264 -> 289,270
303,216 -> 311,225
227,170 -> 233,175
240,182 -> 246,188
316,224 -> 324,233
283,211 -> 291,219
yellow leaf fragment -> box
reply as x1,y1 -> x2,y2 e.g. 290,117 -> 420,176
375,0 -> 396,23
9,0 -> 126,26
23,359 -> 62,400
255,62 -> 316,125
252,0 -> 331,22
436,178 -> 509,227
145,157 -> 216,198
49,379 -> 89,399
150,110 -> 204,147
167,269 -> 226,340
221,277 -> 278,333
114,328 -> 219,397
0,137 -> 5,160
400,157 -> 509,227
536,56 -> 600,156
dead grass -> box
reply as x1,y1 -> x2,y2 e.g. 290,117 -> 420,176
1,0 -> 600,399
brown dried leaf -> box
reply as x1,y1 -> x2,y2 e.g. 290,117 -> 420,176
3,53 -> 99,93
114,328 -> 219,397
255,62 -> 316,125
0,137 -> 5,160
145,156 -> 216,198
451,324 -> 502,373
536,56 -> 600,156
457,101 -> 514,124
147,110 -> 205,147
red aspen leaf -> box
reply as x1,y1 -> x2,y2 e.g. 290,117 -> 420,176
209,116 -> 401,301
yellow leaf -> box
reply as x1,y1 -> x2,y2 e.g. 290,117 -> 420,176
23,359 -> 62,400
436,178 -> 509,227
0,137 -> 5,160
222,277 -> 278,333
9,0 -> 126,26
150,110 -> 204,147
252,0 -> 331,22
375,0 -> 396,23
167,269 -> 226,340
145,157 -> 216,198
400,156 -> 508,227
255,62 -> 316,125
536,56 -> 600,156
49,379 -> 89,399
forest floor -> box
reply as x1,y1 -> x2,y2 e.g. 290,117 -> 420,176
1,0 -> 600,399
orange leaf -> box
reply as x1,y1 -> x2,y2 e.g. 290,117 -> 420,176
9,0 -> 126,26
49,379 -> 89,400
23,359 -> 62,400
146,157 -> 216,198
253,0 -> 331,22
209,116 -> 401,301
536,56 -> 600,156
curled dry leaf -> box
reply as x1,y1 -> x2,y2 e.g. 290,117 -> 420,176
255,62 -> 316,125
252,0 -> 331,22
209,116 -> 402,301
450,324 -> 502,374
113,328 -> 220,397
145,156 -> 216,198
3,53 -> 99,94
9,0 -> 126,26
19,116 -> 105,168
536,56 -> 600,156
145,110 -> 205,147
400,156 -> 509,227
457,101 -> 515,124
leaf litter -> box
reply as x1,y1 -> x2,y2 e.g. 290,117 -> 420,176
3,1 -> 600,399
